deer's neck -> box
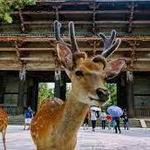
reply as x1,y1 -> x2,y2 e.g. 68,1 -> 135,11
58,90 -> 88,138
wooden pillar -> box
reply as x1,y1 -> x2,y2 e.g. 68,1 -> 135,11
54,70 -> 61,99
126,71 -> 134,117
60,72 -> 66,101
54,71 -> 66,101
18,80 -> 26,113
117,73 -> 127,109
27,79 -> 38,112
0,75 -> 4,103
31,80 -> 38,112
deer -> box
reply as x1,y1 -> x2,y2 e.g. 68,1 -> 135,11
0,107 -> 8,150
30,20 -> 125,150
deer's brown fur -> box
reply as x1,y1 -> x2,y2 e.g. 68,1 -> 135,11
0,108 -> 8,150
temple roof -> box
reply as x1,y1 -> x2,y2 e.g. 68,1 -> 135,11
0,0 -> 150,71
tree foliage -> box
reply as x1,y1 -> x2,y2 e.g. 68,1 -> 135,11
38,83 -> 54,105
0,0 -> 36,23
107,83 -> 117,105
103,83 -> 117,108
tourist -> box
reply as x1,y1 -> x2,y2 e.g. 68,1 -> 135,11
123,114 -> 129,130
113,117 -> 121,133
100,110 -> 107,130
90,109 -> 98,132
24,106 -> 33,130
106,114 -> 112,130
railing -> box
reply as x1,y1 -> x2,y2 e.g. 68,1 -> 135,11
0,32 -> 150,37
135,108 -> 150,117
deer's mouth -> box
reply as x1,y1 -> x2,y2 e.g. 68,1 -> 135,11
89,96 -> 99,101
89,95 -> 108,102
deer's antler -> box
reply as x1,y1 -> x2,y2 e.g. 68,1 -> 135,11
54,20 -> 70,47
98,30 -> 121,58
69,21 -> 79,53
54,20 -> 80,53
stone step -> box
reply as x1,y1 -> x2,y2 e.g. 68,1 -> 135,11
85,118 -> 142,128
145,120 -> 150,127
129,119 -> 141,127
8,115 -> 24,125
8,115 -> 144,128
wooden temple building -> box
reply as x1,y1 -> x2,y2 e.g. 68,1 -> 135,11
0,0 -> 150,117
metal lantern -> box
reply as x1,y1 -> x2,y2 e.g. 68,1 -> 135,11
55,69 -> 61,81
126,71 -> 133,82
19,65 -> 26,81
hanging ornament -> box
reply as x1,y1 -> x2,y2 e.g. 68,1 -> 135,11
55,69 -> 61,81
19,64 -> 26,81
126,71 -> 133,82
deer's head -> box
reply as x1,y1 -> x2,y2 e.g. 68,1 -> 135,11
54,21 -> 125,107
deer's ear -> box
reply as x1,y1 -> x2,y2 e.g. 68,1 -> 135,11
57,43 -> 73,70
105,59 -> 125,80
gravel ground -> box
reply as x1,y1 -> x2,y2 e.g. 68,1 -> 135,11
0,126 -> 150,150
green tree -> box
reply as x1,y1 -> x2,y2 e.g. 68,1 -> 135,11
102,83 -> 117,108
0,0 -> 36,23
38,83 -> 54,106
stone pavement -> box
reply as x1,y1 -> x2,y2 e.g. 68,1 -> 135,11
0,125 -> 150,150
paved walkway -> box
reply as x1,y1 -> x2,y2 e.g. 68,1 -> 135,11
0,126 -> 150,150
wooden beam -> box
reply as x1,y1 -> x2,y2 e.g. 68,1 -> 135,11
0,58 -> 54,64
23,21 -> 93,25
23,20 -> 130,25
20,48 -> 55,51
22,20 -> 150,25
0,59 -> 150,71
0,58 -> 18,61
0,36 -> 150,42
0,47 -> 150,52
12,11 -> 55,15
0,48 -> 16,51
128,62 -> 150,72
12,10 -> 150,15
0,62 -> 55,71
133,21 -> 150,24
1,56 -> 150,62
0,47 -> 55,51
20,57 -> 53,62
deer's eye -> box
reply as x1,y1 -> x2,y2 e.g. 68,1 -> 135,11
75,70 -> 84,77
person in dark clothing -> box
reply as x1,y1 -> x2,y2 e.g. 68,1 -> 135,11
83,111 -> 90,130
113,117 -> 121,134
123,114 -> 129,130
122,109 -> 129,130
24,106 -> 33,130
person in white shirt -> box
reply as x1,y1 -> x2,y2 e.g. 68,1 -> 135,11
90,109 -> 98,131
100,110 -> 107,129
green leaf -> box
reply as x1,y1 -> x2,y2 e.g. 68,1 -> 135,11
4,13 -> 13,23
0,0 -> 37,23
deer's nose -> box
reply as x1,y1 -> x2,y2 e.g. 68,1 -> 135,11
96,88 -> 109,102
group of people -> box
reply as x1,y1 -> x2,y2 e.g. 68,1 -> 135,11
83,106 -> 129,133
23,105 -> 129,133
